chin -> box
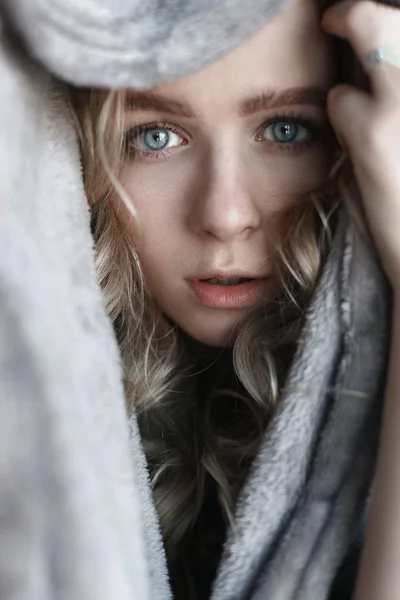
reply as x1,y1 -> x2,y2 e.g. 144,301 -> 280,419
193,333 -> 233,348
161,304 -> 245,349
180,318 -> 241,348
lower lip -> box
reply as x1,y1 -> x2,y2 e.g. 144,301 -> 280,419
188,278 -> 268,309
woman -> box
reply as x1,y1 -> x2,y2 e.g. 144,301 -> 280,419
69,0 -> 400,597
72,0 -> 338,597
0,0 -> 399,597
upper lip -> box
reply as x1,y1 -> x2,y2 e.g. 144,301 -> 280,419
189,270 -> 267,280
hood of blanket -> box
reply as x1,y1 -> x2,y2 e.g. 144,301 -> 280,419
1,0 -> 295,88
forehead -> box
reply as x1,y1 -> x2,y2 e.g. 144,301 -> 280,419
139,0 -> 334,116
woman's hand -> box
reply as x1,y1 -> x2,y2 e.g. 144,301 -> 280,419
320,7 -> 400,600
321,0 -> 400,289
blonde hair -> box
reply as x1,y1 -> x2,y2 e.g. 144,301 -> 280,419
69,78 -> 356,593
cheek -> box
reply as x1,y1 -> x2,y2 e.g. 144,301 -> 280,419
123,172 -> 179,227
110,193 -> 174,298
115,161 -> 186,248
266,148 -> 331,191
251,146 -> 333,219
118,153 -> 201,230
112,162 -> 192,289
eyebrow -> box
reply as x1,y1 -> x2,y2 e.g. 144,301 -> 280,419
239,86 -> 328,116
125,86 -> 327,118
125,92 -> 195,118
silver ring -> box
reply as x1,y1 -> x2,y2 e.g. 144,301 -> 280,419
363,45 -> 400,71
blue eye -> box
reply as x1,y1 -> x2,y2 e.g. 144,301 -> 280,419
143,129 -> 169,150
264,121 -> 310,144
129,126 -> 184,153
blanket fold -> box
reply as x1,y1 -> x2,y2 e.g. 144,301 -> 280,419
211,212 -> 390,600
1,0 -> 291,88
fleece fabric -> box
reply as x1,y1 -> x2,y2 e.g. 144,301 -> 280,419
0,0 -> 394,598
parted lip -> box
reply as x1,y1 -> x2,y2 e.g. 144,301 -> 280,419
189,271 -> 267,281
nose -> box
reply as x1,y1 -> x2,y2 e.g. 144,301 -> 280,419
187,151 -> 261,242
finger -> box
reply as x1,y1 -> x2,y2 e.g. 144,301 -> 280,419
321,0 -> 400,100
327,83 -> 375,163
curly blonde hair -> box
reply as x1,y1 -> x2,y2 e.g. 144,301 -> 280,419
68,63 -> 356,594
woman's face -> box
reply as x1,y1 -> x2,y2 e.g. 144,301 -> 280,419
113,0 -> 335,347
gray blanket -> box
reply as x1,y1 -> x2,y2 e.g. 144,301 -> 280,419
0,1 -> 391,599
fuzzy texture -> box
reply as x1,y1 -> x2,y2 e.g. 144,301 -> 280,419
0,1 -> 393,600
0,25 -> 168,600
1,0 -> 292,88
211,211 -> 390,600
